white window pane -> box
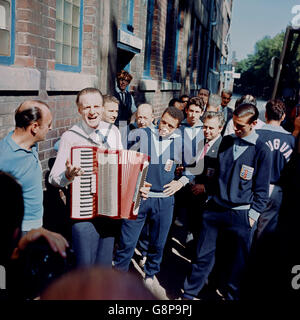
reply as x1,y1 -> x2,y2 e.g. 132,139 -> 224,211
0,28 -> 9,55
72,26 -> 79,47
56,0 -> 63,20
56,0 -> 81,66
62,44 -> 71,64
63,1 -> 72,24
71,47 -> 78,65
0,5 -> 6,29
72,5 -> 79,27
55,20 -> 63,42
55,43 -> 62,63
63,22 -> 71,45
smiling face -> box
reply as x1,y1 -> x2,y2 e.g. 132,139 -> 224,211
203,117 -> 222,142
118,78 -> 130,92
158,112 -> 180,137
102,101 -> 119,124
77,92 -> 103,129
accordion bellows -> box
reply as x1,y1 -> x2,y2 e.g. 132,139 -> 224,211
71,146 -> 150,220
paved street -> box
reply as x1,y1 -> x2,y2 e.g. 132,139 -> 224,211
127,223 -> 195,300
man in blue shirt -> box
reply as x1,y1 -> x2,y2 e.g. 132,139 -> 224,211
0,100 -> 52,232
255,99 -> 295,239
182,103 -> 272,300
174,96 -> 205,229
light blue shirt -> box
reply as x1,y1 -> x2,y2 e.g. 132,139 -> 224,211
232,130 -> 259,160
0,131 -> 43,231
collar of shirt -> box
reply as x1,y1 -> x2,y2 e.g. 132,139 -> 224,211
181,118 -> 203,128
205,134 -> 221,150
232,130 -> 258,146
261,123 -> 291,134
80,120 -> 96,136
153,126 -> 181,140
6,130 -> 38,154
115,83 -> 128,94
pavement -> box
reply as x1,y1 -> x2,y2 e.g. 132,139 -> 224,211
127,222 -> 194,300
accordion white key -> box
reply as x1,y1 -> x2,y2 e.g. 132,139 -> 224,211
70,146 -> 149,220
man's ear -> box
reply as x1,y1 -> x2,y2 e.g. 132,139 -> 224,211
30,121 -> 39,134
251,120 -> 257,128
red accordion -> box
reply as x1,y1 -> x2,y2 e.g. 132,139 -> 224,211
70,146 -> 149,220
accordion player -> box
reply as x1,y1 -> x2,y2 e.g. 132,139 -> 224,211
70,146 -> 149,220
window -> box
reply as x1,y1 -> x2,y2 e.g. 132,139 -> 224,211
0,0 -> 15,65
143,0 -> 154,78
121,0 -> 134,33
163,0 -> 174,80
55,0 -> 83,72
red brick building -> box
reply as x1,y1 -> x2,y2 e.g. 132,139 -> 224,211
0,0 -> 233,180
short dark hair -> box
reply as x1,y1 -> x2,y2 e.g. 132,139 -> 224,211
265,99 -> 286,121
202,111 -> 225,128
233,103 -> 259,124
187,96 -> 205,111
235,94 -> 257,109
168,98 -> 181,107
221,89 -> 233,97
198,88 -> 210,95
162,106 -> 184,125
180,94 -> 189,101
76,87 -> 103,106
15,100 -> 49,129
0,171 -> 24,265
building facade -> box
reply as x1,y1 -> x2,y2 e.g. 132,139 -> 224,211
0,0 -> 233,180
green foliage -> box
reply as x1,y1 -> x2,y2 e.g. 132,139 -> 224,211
234,31 -> 286,99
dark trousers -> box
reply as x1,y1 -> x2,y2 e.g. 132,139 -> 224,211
183,201 -> 252,300
72,217 -> 120,268
256,185 -> 282,239
114,196 -> 174,278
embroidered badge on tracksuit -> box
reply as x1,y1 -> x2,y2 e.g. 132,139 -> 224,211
164,159 -> 174,172
240,164 -> 254,180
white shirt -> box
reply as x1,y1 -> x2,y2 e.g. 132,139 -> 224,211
49,120 -> 123,188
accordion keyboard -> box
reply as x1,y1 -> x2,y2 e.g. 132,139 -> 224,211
72,148 -> 96,219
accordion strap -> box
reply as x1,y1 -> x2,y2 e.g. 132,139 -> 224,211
68,124 -> 112,149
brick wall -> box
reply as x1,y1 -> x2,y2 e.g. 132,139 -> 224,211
0,0 -> 232,186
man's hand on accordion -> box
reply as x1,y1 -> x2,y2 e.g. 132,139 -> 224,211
163,180 -> 184,196
140,181 -> 152,199
65,159 -> 85,181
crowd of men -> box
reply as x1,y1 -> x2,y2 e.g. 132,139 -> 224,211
0,69 -> 299,301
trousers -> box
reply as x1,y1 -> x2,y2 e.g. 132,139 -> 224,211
114,196 -> 174,278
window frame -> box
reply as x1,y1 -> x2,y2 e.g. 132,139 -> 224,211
120,0 -> 135,34
0,0 -> 15,65
55,0 -> 83,73
143,0 -> 154,79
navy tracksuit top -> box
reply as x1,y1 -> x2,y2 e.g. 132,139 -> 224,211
216,134 -> 272,214
256,125 -> 295,185
128,126 -> 192,192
